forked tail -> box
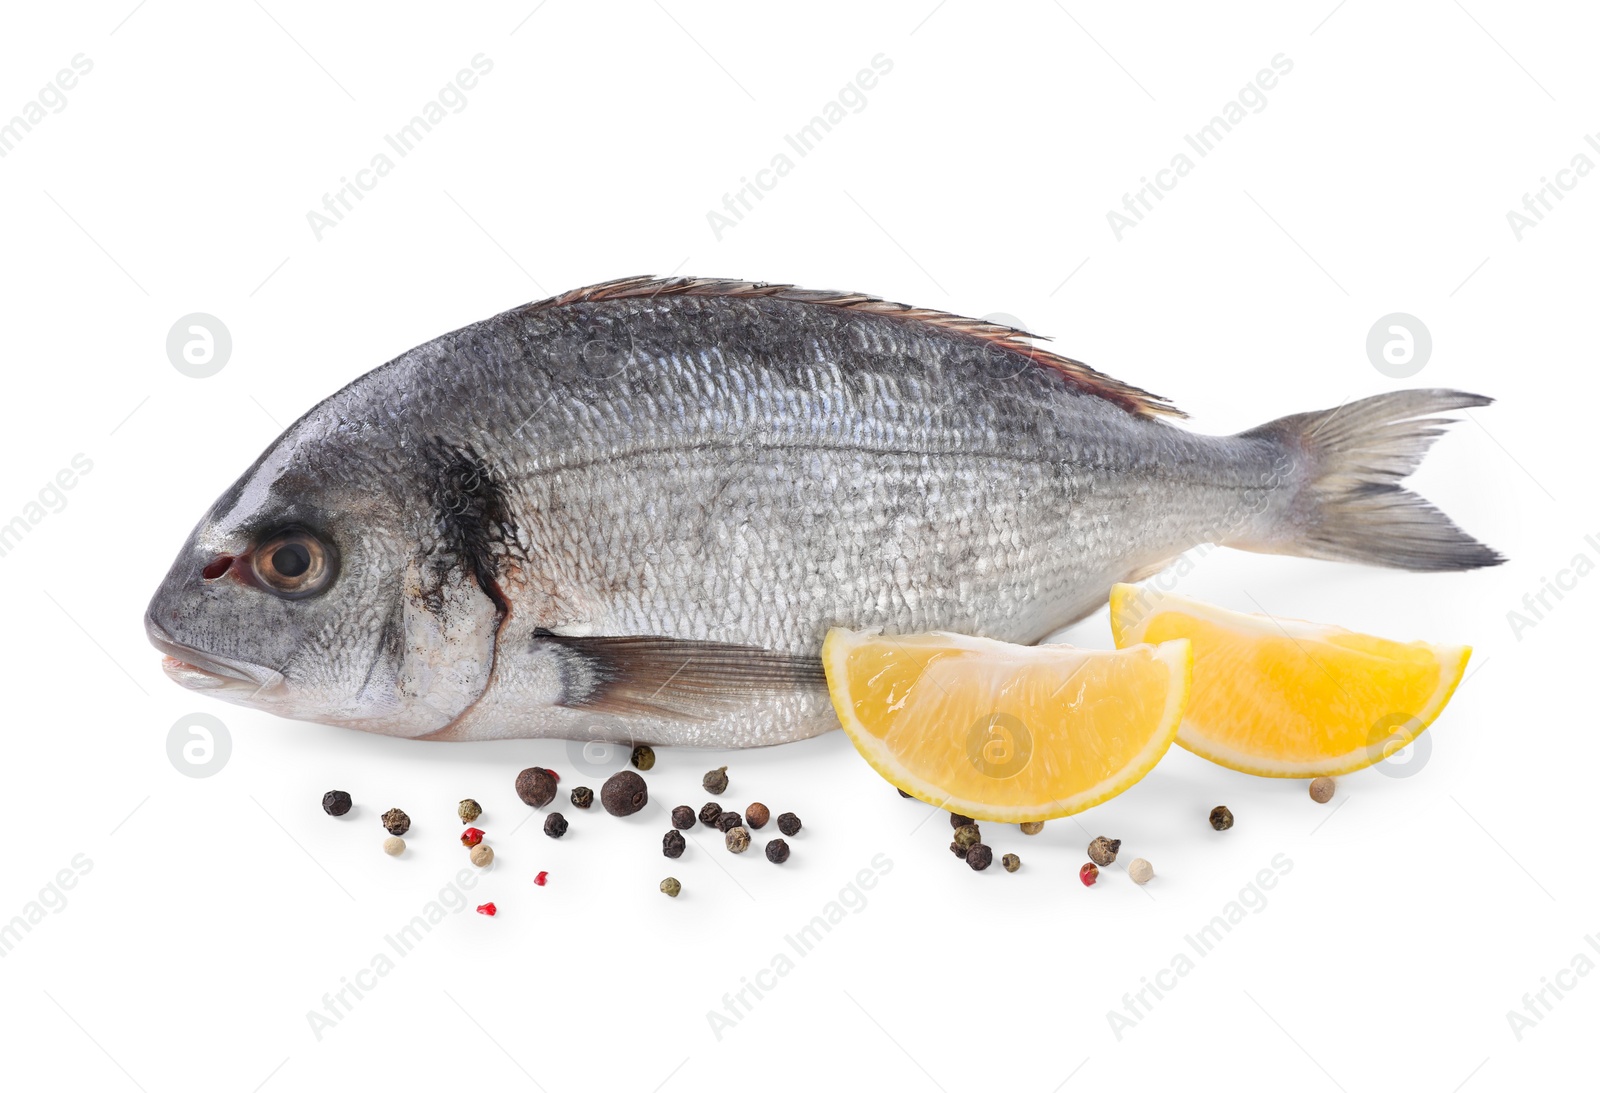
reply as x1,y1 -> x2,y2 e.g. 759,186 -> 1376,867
1233,389 -> 1504,571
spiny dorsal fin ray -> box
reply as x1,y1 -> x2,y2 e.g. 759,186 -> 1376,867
526,275 -> 1184,419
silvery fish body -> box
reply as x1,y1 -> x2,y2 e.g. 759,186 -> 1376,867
145,276 -> 1500,745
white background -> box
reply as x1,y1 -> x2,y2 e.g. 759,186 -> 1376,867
0,2 -> 1592,1090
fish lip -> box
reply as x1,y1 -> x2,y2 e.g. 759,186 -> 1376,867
145,615 -> 284,692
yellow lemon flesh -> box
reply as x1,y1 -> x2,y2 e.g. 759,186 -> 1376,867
1109,584 -> 1470,778
822,629 -> 1191,823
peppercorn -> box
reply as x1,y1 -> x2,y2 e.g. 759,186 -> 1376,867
539,767 -> 559,783
725,826 -> 751,853
1309,777 -> 1335,804
1019,821 -> 1044,835
714,811 -> 744,834
663,830 -> 686,858
702,766 -> 729,794
382,836 -> 405,856
631,744 -> 656,771
950,812 -> 974,829
460,827 -> 485,848
600,770 -> 648,816
1087,836 -> 1121,866
1209,805 -> 1234,831
776,812 -> 801,837
745,802 -> 770,829
470,843 -> 494,868
966,844 -> 993,871
381,808 -> 410,837
322,790 -> 352,817
570,786 -> 594,810
457,798 -> 482,824
660,877 -> 681,898
1079,862 -> 1099,886
698,802 -> 724,827
476,902 -> 497,916
1002,853 -> 1021,873
766,838 -> 790,863
543,813 -> 568,838
949,841 -> 966,858
953,823 -> 982,851
1128,858 -> 1155,885
516,767 -> 557,808
671,805 -> 696,830
534,870 -> 548,886
897,788 -> 913,798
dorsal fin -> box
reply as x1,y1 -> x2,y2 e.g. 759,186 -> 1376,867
525,275 -> 1184,419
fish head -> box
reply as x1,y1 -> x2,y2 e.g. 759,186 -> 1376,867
146,424 -> 503,737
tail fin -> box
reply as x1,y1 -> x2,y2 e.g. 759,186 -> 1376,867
1237,389 -> 1505,571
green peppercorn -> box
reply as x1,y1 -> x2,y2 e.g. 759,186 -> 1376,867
516,767 -> 557,808
698,802 -> 724,827
766,838 -> 790,864
950,812 -> 974,828
660,877 -> 681,898
776,812 -> 801,837
1002,853 -> 1021,873
600,770 -> 648,816
381,808 -> 410,837
725,826 -> 751,853
966,844 -> 993,871
702,766 -> 729,794
1087,836 -> 1121,866
671,805 -> 696,829
631,744 -> 656,771
953,823 -> 982,851
322,790 -> 352,817
663,830 -> 686,858
745,802 -> 770,829
1019,821 -> 1044,835
1209,805 -> 1234,831
457,798 -> 482,824
714,811 -> 744,834
543,813 -> 569,838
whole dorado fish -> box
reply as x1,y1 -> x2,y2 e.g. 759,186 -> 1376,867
146,276 -> 1501,745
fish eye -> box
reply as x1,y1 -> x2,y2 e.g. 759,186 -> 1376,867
252,528 -> 336,599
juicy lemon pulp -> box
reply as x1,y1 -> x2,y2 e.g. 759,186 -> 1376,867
1108,584 -> 1470,777
823,630 -> 1191,822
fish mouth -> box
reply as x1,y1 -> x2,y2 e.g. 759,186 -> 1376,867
145,616 -> 284,694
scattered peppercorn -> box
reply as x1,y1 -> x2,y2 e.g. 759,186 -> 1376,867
570,786 -> 594,810
381,808 -> 410,837
1087,836 -> 1121,866
476,902 -> 497,916
383,836 -> 405,856
663,830 -> 686,858
725,826 -> 751,854
950,812 -> 974,828
897,788 -> 913,799
457,798 -> 482,824
949,841 -> 966,858
1209,805 -> 1234,831
1079,862 -> 1099,887
1309,777 -> 1335,804
600,770 -> 648,816
766,838 -> 790,863
702,766 -> 729,794
1128,858 -> 1155,885
540,767 -> 559,783
1002,853 -> 1021,872
630,744 -> 656,771
966,844 -> 993,871
776,812 -> 801,837
470,843 -> 494,868
714,811 -> 744,834
953,823 -> 982,851
660,877 -> 681,898
1019,821 -> 1044,835
543,813 -> 569,839
516,767 -> 557,808
672,805 -> 696,830
460,827 -> 485,848
745,802 -> 770,829
322,790 -> 352,817
698,802 -> 724,827
534,870 -> 548,886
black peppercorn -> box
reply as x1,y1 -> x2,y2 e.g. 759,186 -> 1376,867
949,841 -> 966,858
671,805 -> 696,830
953,823 -> 981,851
776,812 -> 801,837
966,844 -> 993,871
745,802 -> 770,829
1087,836 -> 1121,866
381,808 -> 410,836
631,744 -> 656,771
322,790 -> 352,817
570,786 -> 594,810
516,767 -> 557,808
543,813 -> 569,838
897,788 -> 913,799
714,811 -> 744,833
950,812 -> 974,828
698,802 -> 724,827
1209,805 -> 1234,831
600,770 -> 648,816
725,826 -> 751,853
702,766 -> 729,794
663,830 -> 686,858
766,838 -> 790,864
